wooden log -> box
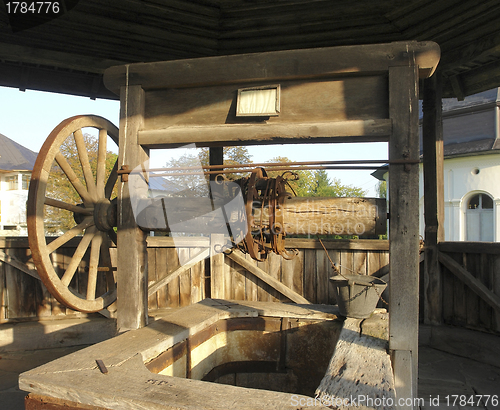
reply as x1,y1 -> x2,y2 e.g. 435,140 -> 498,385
135,196 -> 386,236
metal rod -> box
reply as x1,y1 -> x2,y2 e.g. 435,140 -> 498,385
147,165 -> 385,178
145,158 -> 410,173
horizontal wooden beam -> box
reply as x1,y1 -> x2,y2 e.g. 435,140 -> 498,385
227,250 -> 310,304
103,41 -> 440,94
138,119 -> 391,148
438,251 -> 500,312
438,241 -> 500,255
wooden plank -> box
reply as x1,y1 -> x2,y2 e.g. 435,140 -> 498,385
178,248 -> 192,307
139,119 -> 391,149
441,257 -> 455,325
190,247 -> 205,305
210,234 -> 225,299
116,84 -> 149,331
266,253 -> 282,302
388,64 -> 420,403
494,256 -> 500,332
147,247 -> 157,311
438,241 -> 500,254
227,250 -> 309,304
103,41 -> 440,94
439,251 -> 500,313
303,249 -> 317,303
147,248 -> 209,297
244,252 -> 259,302
230,257 -> 246,301
316,249 -> 329,305
166,248 -> 180,308
155,248 -> 169,309
464,253 -> 480,328
478,253 -> 493,330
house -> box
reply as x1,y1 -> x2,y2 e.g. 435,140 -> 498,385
373,88 -> 500,241
0,133 -> 38,235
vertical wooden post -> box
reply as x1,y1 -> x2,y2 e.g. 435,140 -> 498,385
423,71 -> 445,325
117,84 -> 149,331
388,64 -> 420,408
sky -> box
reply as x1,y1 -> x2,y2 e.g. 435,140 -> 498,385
0,86 -> 387,196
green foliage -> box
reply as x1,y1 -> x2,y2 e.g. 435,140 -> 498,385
164,147 -> 252,194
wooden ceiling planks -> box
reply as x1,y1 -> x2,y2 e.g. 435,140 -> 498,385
1,0 -> 500,99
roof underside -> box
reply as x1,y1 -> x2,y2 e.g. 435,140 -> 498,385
1,0 -> 500,100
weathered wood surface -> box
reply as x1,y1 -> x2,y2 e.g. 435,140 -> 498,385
117,85 -> 149,331
0,237 -> 388,322
431,242 -> 500,334
388,64 -> 421,404
103,41 -> 440,94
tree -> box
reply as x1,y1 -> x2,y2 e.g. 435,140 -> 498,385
309,170 -> 367,197
163,146 -> 252,195
46,133 -> 118,233
376,180 -> 387,199
265,156 -> 315,197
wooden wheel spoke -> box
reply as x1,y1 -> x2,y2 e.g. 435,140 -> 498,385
74,129 -> 98,201
44,197 -> 93,215
28,115 -> 119,313
61,226 -> 96,287
55,152 -> 93,205
105,161 -> 118,199
107,228 -> 117,246
96,128 -> 108,197
86,231 -> 103,300
46,216 -> 94,254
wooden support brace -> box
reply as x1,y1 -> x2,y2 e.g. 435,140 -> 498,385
227,250 -> 310,304
438,251 -> 500,312
148,248 -> 209,297
0,250 -> 39,280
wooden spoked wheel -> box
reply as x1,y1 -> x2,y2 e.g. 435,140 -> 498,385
28,115 -> 119,313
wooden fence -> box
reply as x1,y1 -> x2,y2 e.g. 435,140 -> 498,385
3,237 -> 500,335
431,242 -> 500,334
0,236 -> 389,322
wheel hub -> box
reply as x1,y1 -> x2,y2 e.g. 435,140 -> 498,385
94,198 -> 117,232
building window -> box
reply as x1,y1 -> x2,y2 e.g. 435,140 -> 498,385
22,174 -> 30,190
5,175 -> 18,190
466,193 -> 494,241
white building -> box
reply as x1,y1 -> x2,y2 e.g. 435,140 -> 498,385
0,133 -> 38,235
374,88 -> 500,242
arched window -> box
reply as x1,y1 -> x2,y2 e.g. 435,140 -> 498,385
466,193 -> 494,241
